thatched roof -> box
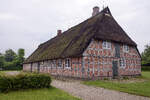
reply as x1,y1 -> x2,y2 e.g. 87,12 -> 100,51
24,7 -> 137,63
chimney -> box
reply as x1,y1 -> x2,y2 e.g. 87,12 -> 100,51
57,30 -> 62,36
92,6 -> 100,16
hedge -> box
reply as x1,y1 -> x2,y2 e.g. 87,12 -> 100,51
1,66 -> 22,71
142,66 -> 150,71
0,73 -> 51,93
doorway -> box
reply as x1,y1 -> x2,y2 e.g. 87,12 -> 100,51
112,61 -> 118,77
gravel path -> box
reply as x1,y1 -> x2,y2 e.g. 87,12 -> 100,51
52,80 -> 150,100
5,71 -> 20,76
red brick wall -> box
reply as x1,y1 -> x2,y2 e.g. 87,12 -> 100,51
23,57 -> 83,78
82,39 -> 141,78
23,39 -> 141,79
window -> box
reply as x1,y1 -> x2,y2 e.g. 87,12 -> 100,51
58,59 -> 62,68
52,60 -> 56,68
65,58 -> 71,68
54,60 -> 56,67
120,59 -> 126,68
48,61 -> 52,67
40,61 -> 44,65
123,44 -> 129,52
48,61 -> 51,67
102,41 -> 111,49
44,61 -> 48,67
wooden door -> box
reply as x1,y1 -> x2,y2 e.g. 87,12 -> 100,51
112,61 -> 118,77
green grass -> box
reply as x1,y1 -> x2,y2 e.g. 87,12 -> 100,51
83,71 -> 150,97
0,71 -> 6,75
0,87 -> 80,100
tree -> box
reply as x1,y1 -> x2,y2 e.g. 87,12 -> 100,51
4,49 -> 17,62
18,49 -> 25,60
0,54 -> 5,68
16,48 -> 25,66
141,44 -> 150,65
0,49 -> 25,70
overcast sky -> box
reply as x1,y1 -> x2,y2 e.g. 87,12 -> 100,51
0,0 -> 150,57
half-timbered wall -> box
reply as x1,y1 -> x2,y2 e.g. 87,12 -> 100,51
23,39 -> 141,79
82,39 -> 141,78
23,57 -> 83,78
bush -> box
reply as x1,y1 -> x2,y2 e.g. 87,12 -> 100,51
0,73 -> 51,93
122,76 -> 129,80
2,66 -> 22,71
2,61 -> 23,71
142,66 -> 150,71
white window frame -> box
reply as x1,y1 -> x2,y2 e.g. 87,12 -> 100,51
120,59 -> 126,68
52,60 -> 56,68
58,59 -> 62,68
41,61 -> 44,65
48,60 -> 51,68
65,58 -> 71,69
123,44 -> 129,52
102,41 -> 111,49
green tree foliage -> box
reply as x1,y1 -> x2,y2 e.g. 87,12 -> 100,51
0,49 -> 25,70
0,54 -> 5,68
141,44 -> 150,65
4,49 -> 17,62
13,49 -> 25,68
17,48 -> 25,63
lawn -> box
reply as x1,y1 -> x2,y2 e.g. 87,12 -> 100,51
0,71 -> 7,76
0,71 -> 5,74
0,87 -> 80,100
83,71 -> 150,97
0,71 -> 80,100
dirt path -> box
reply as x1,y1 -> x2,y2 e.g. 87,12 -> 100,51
52,80 -> 150,100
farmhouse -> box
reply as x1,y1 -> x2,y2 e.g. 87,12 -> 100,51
23,7 -> 141,79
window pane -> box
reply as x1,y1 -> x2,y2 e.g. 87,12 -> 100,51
123,45 -> 129,52
68,59 -> 70,67
107,42 -> 111,49
65,59 -> 67,67
103,41 -> 106,48
120,59 -> 126,68
58,60 -> 62,67
103,41 -> 111,49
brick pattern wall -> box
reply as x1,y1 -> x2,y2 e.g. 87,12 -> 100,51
23,39 -> 141,79
82,39 -> 141,78
23,57 -> 83,78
